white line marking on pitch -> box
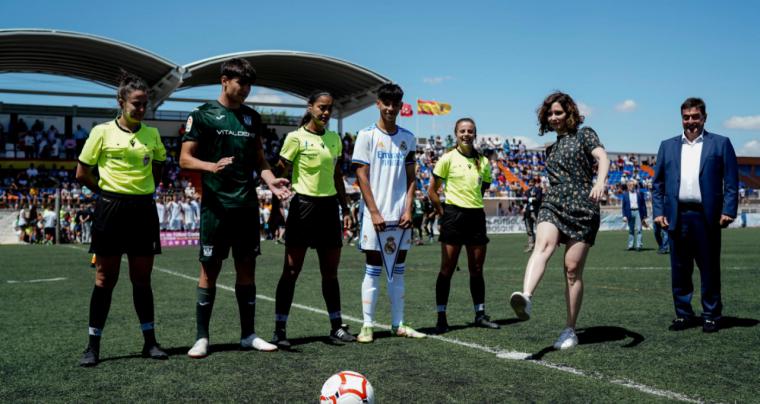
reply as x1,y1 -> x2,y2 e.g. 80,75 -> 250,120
7,277 -> 67,284
65,246 -> 703,403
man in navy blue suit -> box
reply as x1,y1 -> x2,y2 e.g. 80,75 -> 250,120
621,179 -> 648,251
652,97 -> 738,333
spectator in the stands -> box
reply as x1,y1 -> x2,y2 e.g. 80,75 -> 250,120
73,124 -> 89,153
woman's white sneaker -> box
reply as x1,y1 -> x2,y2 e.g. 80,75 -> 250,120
553,327 -> 578,350
510,292 -> 532,320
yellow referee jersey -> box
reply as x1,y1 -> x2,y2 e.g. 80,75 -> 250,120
279,127 -> 342,197
79,120 -> 166,195
433,149 -> 491,208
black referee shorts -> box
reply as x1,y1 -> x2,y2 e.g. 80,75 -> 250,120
285,194 -> 343,249
438,204 -> 489,246
89,191 -> 161,256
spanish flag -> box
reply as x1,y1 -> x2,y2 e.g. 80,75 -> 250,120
417,99 -> 452,116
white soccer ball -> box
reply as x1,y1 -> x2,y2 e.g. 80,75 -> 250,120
319,370 -> 375,404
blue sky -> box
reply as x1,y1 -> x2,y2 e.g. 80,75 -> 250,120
2,0 -> 760,155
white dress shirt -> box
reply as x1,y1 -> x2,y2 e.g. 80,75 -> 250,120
679,132 -> 703,203
629,191 -> 638,209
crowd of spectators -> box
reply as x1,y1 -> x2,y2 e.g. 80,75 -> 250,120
0,118 -> 93,160
2,123 -> 757,244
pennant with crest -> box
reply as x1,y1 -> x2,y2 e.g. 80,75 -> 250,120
376,224 -> 407,282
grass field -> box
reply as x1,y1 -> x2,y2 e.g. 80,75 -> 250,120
2,229 -> 759,403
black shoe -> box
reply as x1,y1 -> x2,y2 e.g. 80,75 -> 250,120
329,325 -> 356,343
435,320 -> 449,335
474,314 -> 500,329
79,346 -> 99,367
271,329 -> 291,350
142,344 -> 168,360
702,319 -> 720,333
668,317 -> 699,331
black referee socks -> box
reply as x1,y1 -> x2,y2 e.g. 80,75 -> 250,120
87,285 -> 114,350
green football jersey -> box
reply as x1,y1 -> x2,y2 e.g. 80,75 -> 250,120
182,101 -> 263,208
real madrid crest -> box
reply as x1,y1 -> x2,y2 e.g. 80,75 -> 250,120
399,141 -> 407,151
384,237 -> 397,254
243,115 -> 252,126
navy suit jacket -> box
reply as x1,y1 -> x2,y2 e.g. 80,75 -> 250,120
621,190 -> 648,220
652,131 -> 738,231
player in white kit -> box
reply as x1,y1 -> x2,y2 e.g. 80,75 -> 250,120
155,197 -> 167,231
180,197 -> 195,231
352,83 -> 426,343
167,195 -> 182,231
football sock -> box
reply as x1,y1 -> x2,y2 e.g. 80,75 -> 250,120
322,277 -> 342,329
435,273 -> 452,311
275,276 -> 296,330
388,264 -> 406,327
132,283 -> 156,345
235,283 -> 256,338
140,322 -> 156,347
195,287 -> 216,340
361,265 -> 381,327
437,309 -> 447,326
88,285 -> 113,350
470,273 -> 486,311
274,314 -> 289,333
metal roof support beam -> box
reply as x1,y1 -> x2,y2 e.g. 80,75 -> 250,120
147,66 -> 187,114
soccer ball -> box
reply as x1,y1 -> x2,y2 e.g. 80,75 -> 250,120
319,370 -> 375,404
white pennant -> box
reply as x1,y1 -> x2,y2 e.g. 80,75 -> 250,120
376,224 -> 407,282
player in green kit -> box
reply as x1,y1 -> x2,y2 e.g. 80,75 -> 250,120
180,58 -> 291,358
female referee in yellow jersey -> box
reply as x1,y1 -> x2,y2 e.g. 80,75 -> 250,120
428,118 -> 500,334
271,91 -> 355,348
76,72 -> 168,366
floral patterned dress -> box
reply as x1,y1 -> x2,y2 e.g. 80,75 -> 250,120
537,126 -> 604,244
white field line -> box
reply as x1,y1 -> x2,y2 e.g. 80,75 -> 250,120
66,246 -> 704,403
6,277 -> 67,284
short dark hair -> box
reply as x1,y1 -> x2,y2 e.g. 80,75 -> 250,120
220,58 -> 257,84
537,91 -> 584,136
377,83 -> 404,103
681,97 -> 706,116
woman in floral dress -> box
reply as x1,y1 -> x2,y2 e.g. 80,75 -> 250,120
509,92 -> 609,350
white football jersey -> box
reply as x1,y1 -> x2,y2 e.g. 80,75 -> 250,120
156,202 -> 166,223
168,202 -> 181,221
352,124 -> 416,222
181,202 -> 194,223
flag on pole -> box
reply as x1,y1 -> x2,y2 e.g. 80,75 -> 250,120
400,103 -> 413,117
417,99 -> 452,115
